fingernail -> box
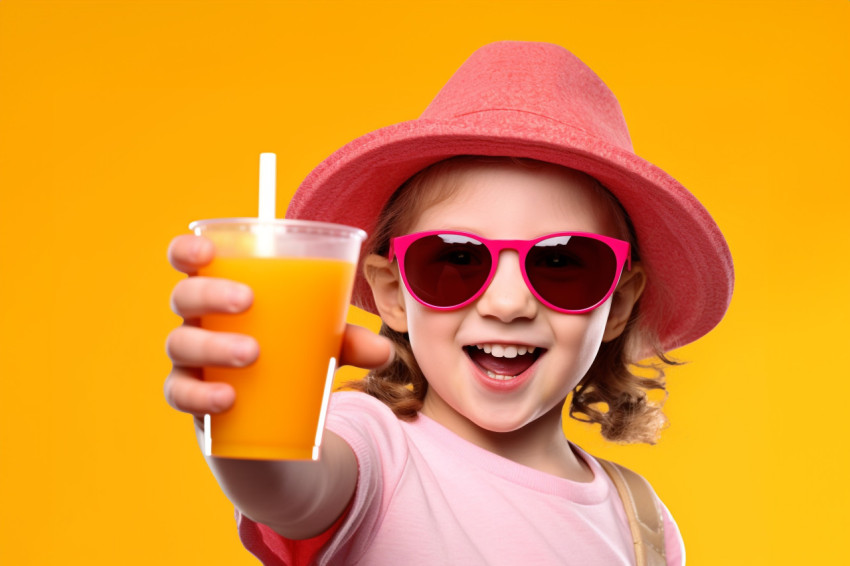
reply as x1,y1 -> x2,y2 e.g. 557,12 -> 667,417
227,284 -> 252,312
377,342 -> 396,371
232,338 -> 256,365
210,389 -> 231,412
192,237 -> 212,261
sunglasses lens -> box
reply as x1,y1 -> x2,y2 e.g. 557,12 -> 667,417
403,234 -> 492,307
526,235 -> 618,311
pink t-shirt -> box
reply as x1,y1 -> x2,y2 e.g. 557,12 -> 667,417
238,391 -> 685,565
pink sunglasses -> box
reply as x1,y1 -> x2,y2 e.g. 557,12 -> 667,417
389,231 -> 631,314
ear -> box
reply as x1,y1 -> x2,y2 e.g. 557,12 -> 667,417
602,263 -> 646,342
363,253 -> 408,333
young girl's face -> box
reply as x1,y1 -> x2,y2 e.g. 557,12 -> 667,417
373,162 -> 638,440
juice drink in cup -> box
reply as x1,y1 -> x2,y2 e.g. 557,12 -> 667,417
190,218 -> 366,460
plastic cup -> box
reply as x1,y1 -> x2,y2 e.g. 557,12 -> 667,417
189,218 -> 366,460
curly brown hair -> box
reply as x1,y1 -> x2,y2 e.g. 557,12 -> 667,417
347,156 -> 678,444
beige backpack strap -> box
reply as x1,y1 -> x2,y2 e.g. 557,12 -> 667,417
597,459 -> 667,566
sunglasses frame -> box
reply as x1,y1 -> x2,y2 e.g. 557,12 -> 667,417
388,230 -> 632,314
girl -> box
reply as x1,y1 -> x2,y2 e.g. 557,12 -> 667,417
165,41 -> 733,565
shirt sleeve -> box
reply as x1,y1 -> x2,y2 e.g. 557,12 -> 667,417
660,499 -> 686,566
235,391 -> 409,565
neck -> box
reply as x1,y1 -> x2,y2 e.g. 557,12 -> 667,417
421,397 -> 593,483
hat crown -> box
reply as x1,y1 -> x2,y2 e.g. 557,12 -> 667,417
421,41 -> 633,152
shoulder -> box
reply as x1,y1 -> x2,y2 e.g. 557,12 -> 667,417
324,390 -> 411,483
328,389 -> 398,416
325,390 -> 406,442
581,451 -> 686,566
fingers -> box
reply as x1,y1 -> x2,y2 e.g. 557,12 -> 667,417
166,234 -> 254,418
170,276 -> 253,319
164,367 -> 236,416
166,325 -> 258,368
164,325 -> 257,416
168,234 -> 215,275
339,324 -> 394,370
164,323 -> 390,416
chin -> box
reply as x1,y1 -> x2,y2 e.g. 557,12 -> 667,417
467,409 -> 539,435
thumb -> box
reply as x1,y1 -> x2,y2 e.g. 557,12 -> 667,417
339,324 -> 394,370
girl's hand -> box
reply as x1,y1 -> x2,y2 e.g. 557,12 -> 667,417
164,234 -> 256,417
163,234 -> 393,418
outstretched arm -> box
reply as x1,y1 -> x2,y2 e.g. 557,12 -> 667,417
164,234 -> 392,539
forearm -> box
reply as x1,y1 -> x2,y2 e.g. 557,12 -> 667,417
194,420 -> 358,539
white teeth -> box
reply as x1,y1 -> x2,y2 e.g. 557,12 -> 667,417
485,370 -> 518,381
474,343 -> 536,357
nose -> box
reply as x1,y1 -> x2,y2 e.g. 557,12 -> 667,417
474,250 -> 539,322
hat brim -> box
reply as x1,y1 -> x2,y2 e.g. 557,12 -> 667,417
287,110 -> 734,354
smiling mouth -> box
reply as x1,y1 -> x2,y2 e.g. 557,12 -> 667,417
464,344 -> 544,380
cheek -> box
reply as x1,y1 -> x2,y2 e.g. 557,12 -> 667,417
403,294 -> 460,376
580,303 -> 612,363
550,302 -> 612,383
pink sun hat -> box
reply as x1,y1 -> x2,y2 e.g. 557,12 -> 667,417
286,41 -> 734,354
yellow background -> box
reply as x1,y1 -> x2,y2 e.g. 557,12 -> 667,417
1,1 -> 848,564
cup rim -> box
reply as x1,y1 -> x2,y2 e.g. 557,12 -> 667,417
189,217 -> 367,241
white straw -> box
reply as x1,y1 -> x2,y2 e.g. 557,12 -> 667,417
257,153 -> 277,256
258,153 -> 277,220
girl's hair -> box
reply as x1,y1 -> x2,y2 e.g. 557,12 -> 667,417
348,156 -> 678,444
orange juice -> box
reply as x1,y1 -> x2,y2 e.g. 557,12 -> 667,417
199,256 -> 355,460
